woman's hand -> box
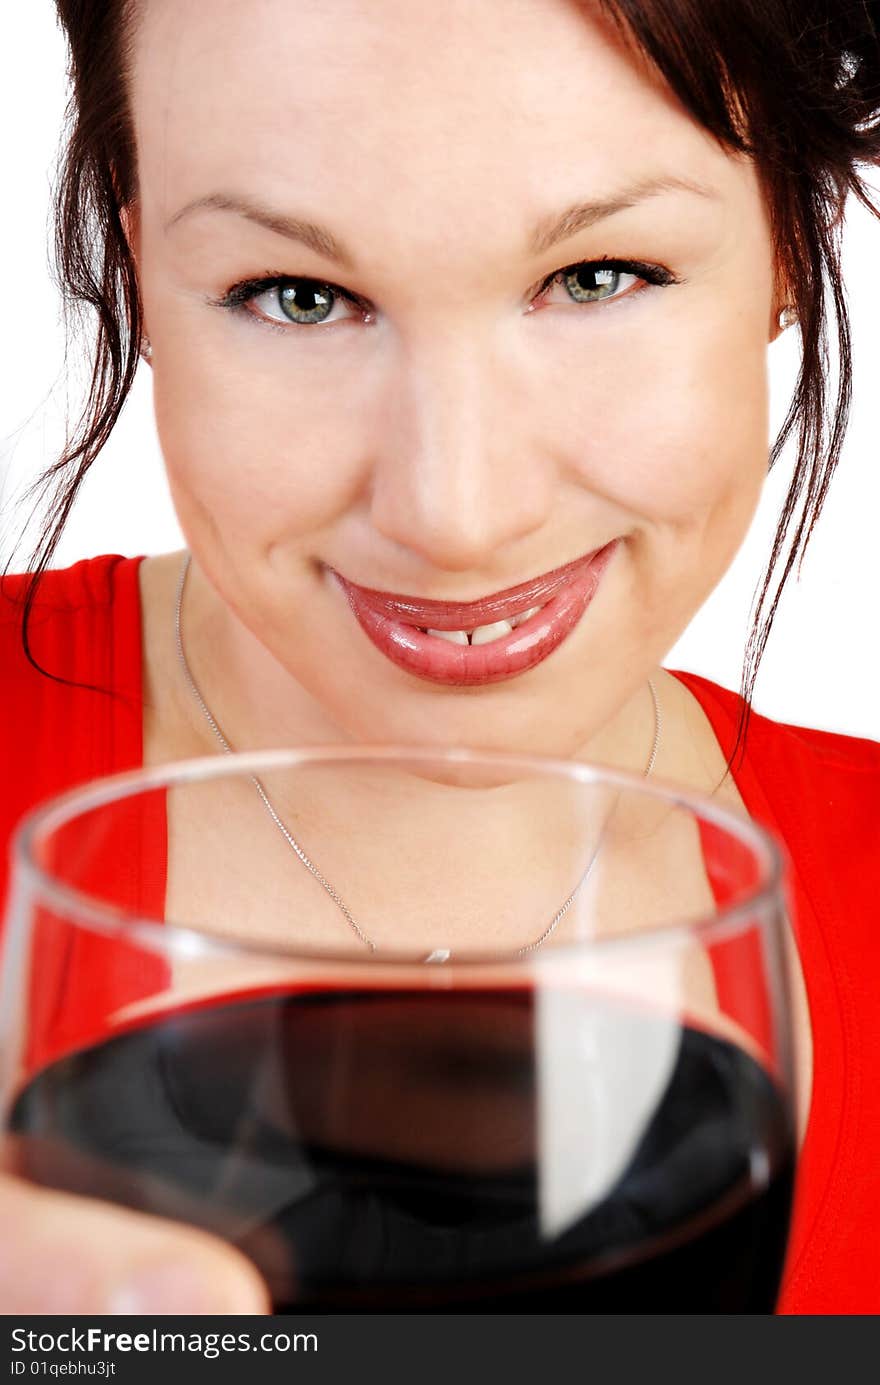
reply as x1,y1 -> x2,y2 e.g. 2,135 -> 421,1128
0,1166 -> 271,1314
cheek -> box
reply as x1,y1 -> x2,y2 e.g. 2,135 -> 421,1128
150,339 -> 371,545
553,306 -> 769,535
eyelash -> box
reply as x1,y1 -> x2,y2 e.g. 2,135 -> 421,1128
210,256 -> 680,333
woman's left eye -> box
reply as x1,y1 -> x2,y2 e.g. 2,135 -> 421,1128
265,279 -> 359,326
214,275 -> 365,329
531,258 -> 675,310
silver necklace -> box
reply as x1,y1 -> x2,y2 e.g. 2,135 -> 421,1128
174,552 -> 661,960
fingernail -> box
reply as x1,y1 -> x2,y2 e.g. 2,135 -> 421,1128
106,1261 -> 261,1315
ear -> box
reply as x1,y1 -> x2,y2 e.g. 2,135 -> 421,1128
119,202 -> 150,352
769,262 -> 796,343
769,302 -> 796,341
119,200 -> 141,269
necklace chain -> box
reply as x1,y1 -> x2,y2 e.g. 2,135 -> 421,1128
173,552 -> 661,959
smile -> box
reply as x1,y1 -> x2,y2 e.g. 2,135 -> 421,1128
330,539 -> 620,687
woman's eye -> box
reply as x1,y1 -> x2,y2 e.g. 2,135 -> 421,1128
213,275 -> 366,330
249,279 -> 359,327
534,260 -> 664,311
548,263 -> 638,305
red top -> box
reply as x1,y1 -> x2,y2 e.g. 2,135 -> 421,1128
1,553 -> 878,1314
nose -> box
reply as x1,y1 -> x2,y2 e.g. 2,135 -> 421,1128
368,332 -> 554,571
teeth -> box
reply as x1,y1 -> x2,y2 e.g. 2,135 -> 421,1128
469,619 -> 514,645
422,610 -> 541,646
426,628 -> 469,644
510,604 -> 541,628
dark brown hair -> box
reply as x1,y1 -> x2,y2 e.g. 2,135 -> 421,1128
12,0 -> 880,763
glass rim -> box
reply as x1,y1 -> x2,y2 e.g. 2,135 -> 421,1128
10,744 -> 786,967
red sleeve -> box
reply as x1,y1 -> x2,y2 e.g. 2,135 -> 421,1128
0,556 -> 169,1072
669,668 -> 880,1314
0,554 -> 146,908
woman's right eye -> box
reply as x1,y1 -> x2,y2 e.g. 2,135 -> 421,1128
212,275 -> 369,330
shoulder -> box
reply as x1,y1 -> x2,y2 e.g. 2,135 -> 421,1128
0,552 -> 142,623
668,667 -> 880,780
0,554 -> 145,687
0,554 -> 148,912
668,666 -> 879,887
0,552 -> 147,789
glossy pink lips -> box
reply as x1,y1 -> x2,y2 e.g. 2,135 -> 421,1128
332,539 -> 619,687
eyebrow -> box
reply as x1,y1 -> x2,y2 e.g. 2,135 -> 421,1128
528,175 -> 718,255
165,192 -> 359,269
164,174 -> 718,268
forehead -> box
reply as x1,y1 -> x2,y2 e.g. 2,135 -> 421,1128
130,0 -> 740,255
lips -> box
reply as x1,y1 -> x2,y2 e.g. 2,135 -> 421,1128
331,539 -> 620,687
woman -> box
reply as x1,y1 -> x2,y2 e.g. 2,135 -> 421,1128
1,0 -> 878,1314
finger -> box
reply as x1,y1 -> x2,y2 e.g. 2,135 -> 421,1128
0,1171 -> 272,1314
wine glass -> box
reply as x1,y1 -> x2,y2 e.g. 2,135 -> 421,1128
0,747 -> 796,1311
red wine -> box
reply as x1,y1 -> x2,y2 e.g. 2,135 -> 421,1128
6,988 -> 794,1312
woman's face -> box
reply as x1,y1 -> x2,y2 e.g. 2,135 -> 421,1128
128,0 -> 781,756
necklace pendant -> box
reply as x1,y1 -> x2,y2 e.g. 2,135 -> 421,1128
423,948 -> 451,964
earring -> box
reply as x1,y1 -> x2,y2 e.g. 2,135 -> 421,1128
778,305 -> 798,330
140,338 -> 153,361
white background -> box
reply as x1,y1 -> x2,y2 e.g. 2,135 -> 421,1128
2,4 -> 878,740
